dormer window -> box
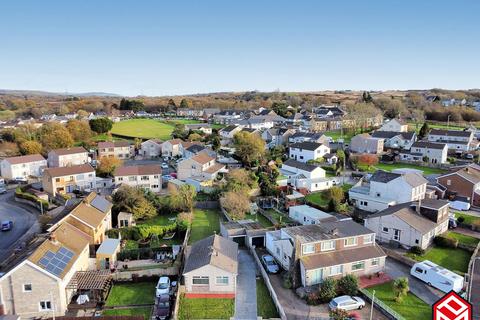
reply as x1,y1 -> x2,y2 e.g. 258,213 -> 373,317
344,237 -> 357,247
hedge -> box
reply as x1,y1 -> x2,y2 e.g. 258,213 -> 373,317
434,235 -> 458,248
106,223 -> 177,241
15,186 -> 49,209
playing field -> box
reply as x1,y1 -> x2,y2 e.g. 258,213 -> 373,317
111,119 -> 175,139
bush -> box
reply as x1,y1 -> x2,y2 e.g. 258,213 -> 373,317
408,246 -> 424,255
318,278 -> 337,303
434,235 -> 458,248
336,274 -> 358,296
15,186 -> 49,209
306,292 -> 320,305
330,309 -> 350,320
457,216 -> 465,223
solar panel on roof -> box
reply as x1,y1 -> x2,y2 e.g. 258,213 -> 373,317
38,247 -> 74,277
90,195 -> 110,213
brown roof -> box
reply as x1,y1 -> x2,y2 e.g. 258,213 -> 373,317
50,146 -> 88,156
191,152 -> 215,165
44,163 -> 94,177
167,139 -> 182,146
4,154 -> 45,165
69,202 -> 108,229
301,245 -> 386,270
204,163 -> 225,174
114,164 -> 161,176
98,141 -> 131,148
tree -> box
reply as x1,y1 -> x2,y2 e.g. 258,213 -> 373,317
271,102 -> 289,117
119,98 -> 144,111
19,140 -> 43,155
179,98 -> 190,109
112,185 -> 157,220
418,123 -> 430,139
327,186 -> 345,205
220,191 -> 250,220
225,169 -> 258,194
66,119 -> 93,142
97,156 -> 123,177
211,134 -> 221,151
171,124 -> 187,139
336,150 -> 345,169
362,91 -> 373,103
170,184 -> 197,212
89,118 -> 113,134
167,99 -> 177,111
38,123 -> 74,150
336,274 -> 358,296
318,278 -> 337,303
188,133 -> 202,141
257,170 -> 279,197
77,109 -> 89,119
329,309 -> 350,320
393,277 -> 409,302
233,132 -> 266,166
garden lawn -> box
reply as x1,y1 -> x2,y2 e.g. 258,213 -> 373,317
257,279 -> 279,319
324,130 -> 359,143
245,213 -> 273,228
366,282 -> 432,320
406,246 -> 471,274
103,307 -> 152,320
138,213 -> 178,226
170,119 -> 202,124
374,163 -> 446,175
106,282 -> 156,306
178,295 -> 234,320
446,231 -> 480,247
408,122 -> 465,132
264,209 -> 295,226
111,119 -> 175,139
455,212 -> 480,225
305,191 -> 329,207
188,209 -> 221,244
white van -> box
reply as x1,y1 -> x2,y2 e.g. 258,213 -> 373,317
410,260 -> 464,293
449,200 -> 471,211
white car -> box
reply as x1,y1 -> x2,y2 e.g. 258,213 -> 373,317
329,295 -> 365,311
161,163 -> 169,169
156,276 -> 171,297
449,200 -> 470,211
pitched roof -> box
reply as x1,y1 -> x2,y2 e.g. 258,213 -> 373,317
191,152 -> 215,165
50,146 -> 88,156
204,163 -> 225,174
284,220 -> 373,243
220,125 -> 239,133
3,154 -> 45,165
290,141 -> 323,151
370,171 -> 401,183
403,172 -> 428,187
98,141 -> 131,148
186,144 -> 206,153
411,141 -> 447,150
371,131 -> 415,140
429,129 -> 472,137
114,165 -> 161,176
441,164 -> 480,185
183,235 -> 238,274
44,163 -> 94,177
283,159 -> 319,172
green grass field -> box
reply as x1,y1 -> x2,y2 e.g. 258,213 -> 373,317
257,279 -> 279,319
446,231 -> 480,247
188,209 -> 222,244
245,213 -> 273,228
111,119 -> 175,139
366,282 -> 432,320
406,246 -> 471,274
408,122 -> 465,133
373,163 -> 446,175
103,307 -> 152,320
105,282 -> 156,306
170,119 -> 202,124
455,212 -> 480,225
178,294 -> 234,320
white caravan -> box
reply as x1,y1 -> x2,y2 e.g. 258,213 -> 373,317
410,260 -> 464,293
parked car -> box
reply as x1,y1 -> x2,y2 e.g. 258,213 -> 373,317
449,200 -> 470,211
13,177 -> 28,184
0,186 -> 7,194
1,220 -> 13,231
261,254 -> 279,274
161,163 -> 169,169
448,216 -> 457,229
155,294 -> 171,320
329,296 -> 365,311
162,175 -> 173,182
156,276 -> 171,297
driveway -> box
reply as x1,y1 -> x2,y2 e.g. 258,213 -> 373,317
234,250 -> 257,320
0,191 -> 39,261
385,257 -> 443,305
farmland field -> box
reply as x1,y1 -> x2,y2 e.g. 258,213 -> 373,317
111,119 -> 175,139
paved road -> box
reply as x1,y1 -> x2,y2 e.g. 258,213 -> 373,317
234,250 -> 258,320
385,257 -> 443,305
0,190 -> 39,261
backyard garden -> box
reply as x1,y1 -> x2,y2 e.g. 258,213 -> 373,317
102,281 -> 156,320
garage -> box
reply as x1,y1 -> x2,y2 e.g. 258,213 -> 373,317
231,235 -> 246,247
250,235 -> 265,248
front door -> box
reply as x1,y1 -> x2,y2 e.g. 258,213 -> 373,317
393,229 -> 401,241
311,268 -> 323,285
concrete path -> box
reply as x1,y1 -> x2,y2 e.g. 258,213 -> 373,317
454,227 -> 480,238
234,249 -> 258,320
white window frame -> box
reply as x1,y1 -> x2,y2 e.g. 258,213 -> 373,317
302,244 -> 315,255
363,234 -> 374,244
23,283 -> 32,292
382,227 -> 389,233
344,237 -> 357,247
215,276 -> 229,285
321,240 -> 336,252
371,258 -> 380,266
351,261 -> 365,271
39,300 -> 52,311
192,276 -> 209,285
329,264 -> 343,276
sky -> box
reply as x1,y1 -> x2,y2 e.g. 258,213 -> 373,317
0,0 -> 479,96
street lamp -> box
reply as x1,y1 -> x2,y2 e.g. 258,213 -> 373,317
447,114 -> 451,129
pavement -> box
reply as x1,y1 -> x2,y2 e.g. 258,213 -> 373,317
454,227 -> 480,238
234,250 -> 258,320
385,257 -> 443,305
0,190 -> 39,261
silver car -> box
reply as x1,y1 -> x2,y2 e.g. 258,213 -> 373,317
329,295 -> 365,311
261,254 -> 279,274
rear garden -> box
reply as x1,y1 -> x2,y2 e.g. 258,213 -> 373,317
305,184 -> 353,211
188,209 -> 222,244
102,281 -> 156,320
177,294 -> 234,320
357,162 -> 446,175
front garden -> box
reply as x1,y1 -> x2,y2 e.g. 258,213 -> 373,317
257,278 -> 279,319
177,294 -> 234,320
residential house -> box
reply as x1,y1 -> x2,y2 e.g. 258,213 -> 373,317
176,108 -> 204,118
289,132 -> 330,145
399,141 -> 448,164
288,205 -> 335,225
289,141 -> 330,163
437,164 -> 480,205
235,117 -> 274,130
350,134 -> 384,154
140,139 -> 163,158
1,154 -> 47,180
370,131 -> 416,150
364,199 -> 449,250
202,108 -> 221,120
323,153 -> 338,165
265,220 -> 386,286
427,129 -> 474,152
285,113 -> 305,125
177,152 -> 225,180
183,144 -> 216,159
161,139 -> 184,158
42,164 -> 96,196
97,141 -> 134,160
184,123 -> 213,135
0,222 -> 90,318
261,128 -> 295,148
183,235 -> 238,298
378,119 -> 409,132
213,110 -> 244,124
47,147 -> 89,168
349,170 -> 428,212
113,165 -> 162,192
280,159 -> 337,193
219,125 -> 242,140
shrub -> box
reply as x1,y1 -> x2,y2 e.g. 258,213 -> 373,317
15,186 -> 49,209
434,235 -> 458,248
393,277 -> 409,303
336,274 -> 358,296
177,212 -> 193,231
457,216 -> 465,223
330,309 -> 350,320
318,278 -> 337,303
408,246 -> 424,255
306,292 -> 320,305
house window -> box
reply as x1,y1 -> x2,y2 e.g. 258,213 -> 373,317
446,179 -> 451,186
192,276 -> 209,285
371,258 -> 380,266
23,284 -> 32,292
382,227 -> 389,233
376,192 -> 381,197
128,176 -> 136,181
216,276 -> 229,285
118,177 -> 123,181
363,234 -> 374,244
152,185 -> 159,189
415,239 -> 419,244
55,178 -> 60,182
329,265 -> 343,276
351,261 -> 365,271
299,156 -> 304,160
344,237 -> 357,247
39,301 -> 52,310
321,240 -> 335,251
302,244 -> 315,255
141,176 -> 149,181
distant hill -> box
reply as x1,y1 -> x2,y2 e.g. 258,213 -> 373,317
0,89 -> 120,97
